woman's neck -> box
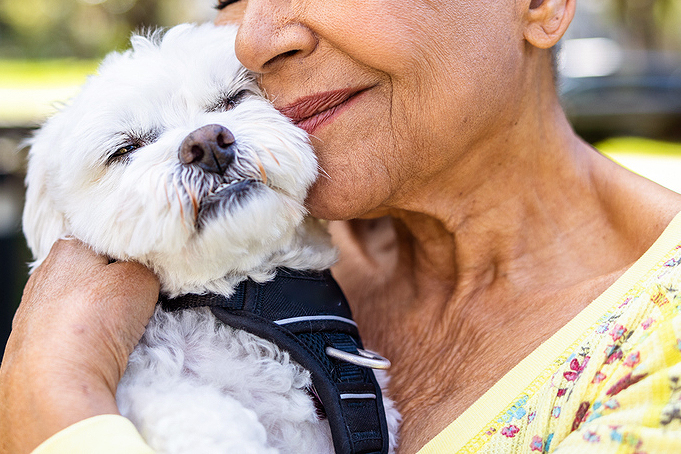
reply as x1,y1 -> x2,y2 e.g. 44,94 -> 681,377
330,103 -> 681,453
384,115 -> 611,284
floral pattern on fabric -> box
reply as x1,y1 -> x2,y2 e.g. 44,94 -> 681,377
459,244 -> 681,453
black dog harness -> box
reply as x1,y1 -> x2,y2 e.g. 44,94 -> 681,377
160,268 -> 390,454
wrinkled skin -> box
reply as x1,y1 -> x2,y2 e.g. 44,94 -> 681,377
0,240 -> 158,454
3,1 -> 681,453
215,0 -> 681,451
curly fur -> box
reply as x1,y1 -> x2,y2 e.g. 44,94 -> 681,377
23,23 -> 399,453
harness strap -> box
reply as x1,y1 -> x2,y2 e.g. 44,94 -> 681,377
160,268 -> 389,454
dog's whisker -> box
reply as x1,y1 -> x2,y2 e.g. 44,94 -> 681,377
264,87 -> 277,104
170,177 -> 191,236
258,127 -> 301,166
233,153 -> 242,171
251,153 -> 268,185
164,178 -> 172,210
263,146 -> 281,167
187,189 -> 199,221
177,173 -> 203,221
192,195 -> 200,220
318,165 -> 332,181
172,179 -> 186,221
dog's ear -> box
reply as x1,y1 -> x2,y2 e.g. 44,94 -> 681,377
22,132 -> 69,272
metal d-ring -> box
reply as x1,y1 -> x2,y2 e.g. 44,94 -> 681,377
325,347 -> 392,370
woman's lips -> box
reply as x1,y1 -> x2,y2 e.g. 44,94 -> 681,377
279,86 -> 372,135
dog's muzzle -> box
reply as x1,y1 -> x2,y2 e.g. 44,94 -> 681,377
180,124 -> 236,175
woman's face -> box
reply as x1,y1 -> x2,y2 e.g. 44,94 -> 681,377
216,0 -> 527,220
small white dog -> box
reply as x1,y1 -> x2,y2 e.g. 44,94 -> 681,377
23,23 -> 399,454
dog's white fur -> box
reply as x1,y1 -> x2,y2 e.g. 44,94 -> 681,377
23,23 -> 399,454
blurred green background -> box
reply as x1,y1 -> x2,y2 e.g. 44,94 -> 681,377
0,0 -> 215,357
1,0 -> 681,357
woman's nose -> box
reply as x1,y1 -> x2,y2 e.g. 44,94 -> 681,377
228,1 -> 317,74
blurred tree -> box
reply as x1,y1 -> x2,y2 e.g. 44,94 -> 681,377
2,0 -> 680,59
613,0 -> 680,50
125,0 -> 161,27
0,0 -> 213,59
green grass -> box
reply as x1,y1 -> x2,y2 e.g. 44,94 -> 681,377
0,59 -> 100,88
0,59 -> 101,124
596,137 -> 681,157
2,61 -> 681,157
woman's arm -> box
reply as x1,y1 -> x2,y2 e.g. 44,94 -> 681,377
0,239 -> 159,454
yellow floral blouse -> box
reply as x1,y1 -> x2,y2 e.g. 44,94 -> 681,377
418,212 -> 681,454
35,213 -> 681,454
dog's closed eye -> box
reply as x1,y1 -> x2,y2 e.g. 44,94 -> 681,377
207,89 -> 251,113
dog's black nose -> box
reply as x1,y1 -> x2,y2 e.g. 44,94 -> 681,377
179,124 -> 236,174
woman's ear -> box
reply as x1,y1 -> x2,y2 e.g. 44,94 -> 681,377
524,0 -> 576,49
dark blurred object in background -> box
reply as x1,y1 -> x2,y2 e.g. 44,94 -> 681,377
0,129 -> 31,360
559,0 -> 681,142
613,0 -> 677,50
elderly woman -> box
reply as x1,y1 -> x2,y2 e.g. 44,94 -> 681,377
3,0 -> 681,453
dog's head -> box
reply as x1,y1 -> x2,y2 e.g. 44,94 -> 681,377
23,24 -> 321,295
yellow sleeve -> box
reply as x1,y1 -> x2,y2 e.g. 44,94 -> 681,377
32,415 -> 155,454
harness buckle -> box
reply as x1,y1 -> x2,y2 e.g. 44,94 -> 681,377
326,347 -> 392,370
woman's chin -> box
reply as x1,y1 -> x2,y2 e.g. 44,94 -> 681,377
304,178 -> 386,221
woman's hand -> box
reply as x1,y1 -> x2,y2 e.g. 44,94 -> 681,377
0,239 -> 159,454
